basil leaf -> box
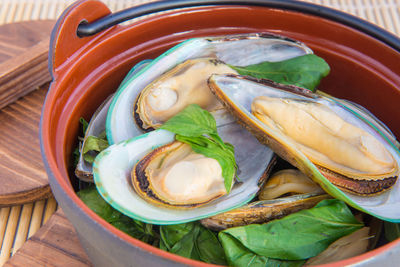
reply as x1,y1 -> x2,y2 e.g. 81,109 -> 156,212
161,104 -> 217,137
160,222 -> 226,265
73,118 -> 90,168
177,135 -> 236,192
82,134 -> 109,163
159,238 -> 168,251
384,222 -> 400,242
162,105 -> 237,192
78,186 -> 120,221
160,223 -> 195,251
219,232 -> 304,267
170,225 -> 202,260
196,225 -> 227,265
78,186 -> 157,244
220,199 -> 363,260
72,147 -> 80,168
230,54 -> 330,92
80,117 -> 89,135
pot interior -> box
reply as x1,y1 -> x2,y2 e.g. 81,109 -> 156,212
44,5 -> 400,266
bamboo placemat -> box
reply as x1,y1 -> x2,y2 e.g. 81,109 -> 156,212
0,0 -> 399,266
0,197 -> 57,266
0,0 -> 151,24
0,0 -> 399,35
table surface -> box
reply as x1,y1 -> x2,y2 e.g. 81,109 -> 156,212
0,0 -> 399,266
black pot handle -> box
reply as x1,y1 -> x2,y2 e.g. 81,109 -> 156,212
76,0 -> 313,37
76,0 -> 400,53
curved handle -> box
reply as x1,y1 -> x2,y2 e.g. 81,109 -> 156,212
76,0 -> 307,37
55,0 -> 400,72
49,0 -> 111,75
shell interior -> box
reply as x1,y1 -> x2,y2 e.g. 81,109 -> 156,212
134,58 -> 238,130
132,141 -> 228,208
106,33 -> 313,145
75,60 -> 152,181
208,74 -> 400,222
75,95 -> 113,182
93,123 -> 274,224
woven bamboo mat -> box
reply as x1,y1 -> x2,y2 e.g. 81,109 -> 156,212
0,198 -> 57,266
0,0 -> 399,266
0,0 -> 399,35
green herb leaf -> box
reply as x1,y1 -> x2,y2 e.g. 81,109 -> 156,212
160,223 -> 195,251
219,232 -> 305,267
196,226 -> 227,264
230,54 -> 330,92
176,135 -> 236,192
78,186 -> 157,244
170,225 -> 202,260
161,104 -> 237,192
72,147 -> 80,168
78,186 -> 120,221
161,104 -> 217,137
219,199 -> 363,261
384,222 -> 400,242
160,222 -> 227,265
82,134 -> 109,163
79,117 -> 89,135
72,118 -> 90,169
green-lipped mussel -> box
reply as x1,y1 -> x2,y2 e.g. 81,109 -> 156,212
93,121 -> 275,223
131,141 -> 230,209
134,58 -> 237,131
94,33 -> 400,224
107,33 -> 313,144
208,74 -> 399,196
201,169 -> 328,230
201,193 -> 330,231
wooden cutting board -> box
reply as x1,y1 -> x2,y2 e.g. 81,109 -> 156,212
0,20 -> 54,110
0,85 -> 52,206
0,20 -> 55,206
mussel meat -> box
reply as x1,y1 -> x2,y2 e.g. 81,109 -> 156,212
258,169 -> 324,200
134,58 -> 237,131
131,140 -> 229,208
107,33 -> 313,144
208,74 -> 399,196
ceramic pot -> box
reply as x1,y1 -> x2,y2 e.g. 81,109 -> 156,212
40,0 -> 400,266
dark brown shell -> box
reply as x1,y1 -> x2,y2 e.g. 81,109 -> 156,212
201,193 -> 330,231
133,93 -> 154,133
317,166 -> 397,195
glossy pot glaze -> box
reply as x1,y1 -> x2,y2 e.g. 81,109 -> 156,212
41,0 -> 400,266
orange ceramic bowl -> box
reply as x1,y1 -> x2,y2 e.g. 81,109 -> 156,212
41,0 -> 400,266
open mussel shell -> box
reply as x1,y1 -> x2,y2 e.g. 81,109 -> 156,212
133,58 -> 238,131
106,33 -> 313,145
305,227 -> 371,265
201,192 -> 330,231
74,60 -> 152,181
131,140 -> 231,209
75,95 -> 113,182
93,122 -> 275,224
208,74 -> 400,222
